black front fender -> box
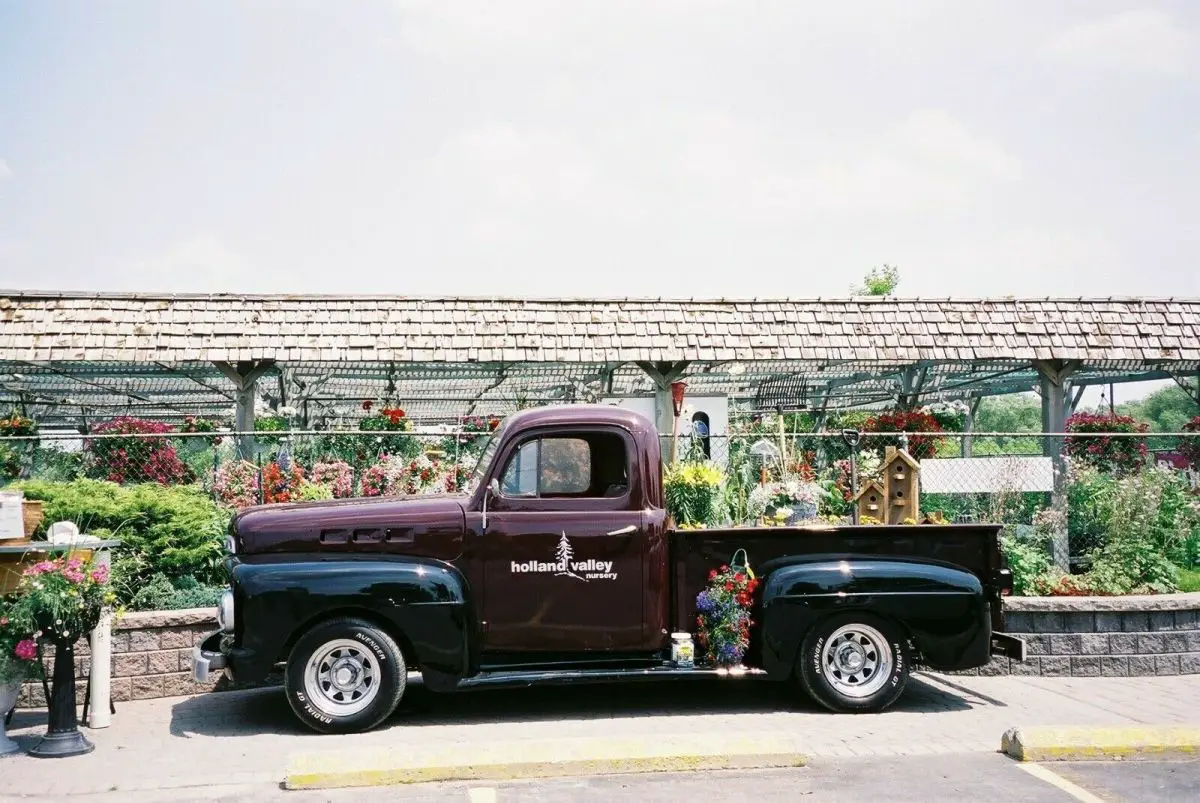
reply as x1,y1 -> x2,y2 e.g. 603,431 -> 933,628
229,555 -> 476,687
757,556 -> 990,677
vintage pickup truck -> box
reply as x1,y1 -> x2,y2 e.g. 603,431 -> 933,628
193,405 -> 1023,734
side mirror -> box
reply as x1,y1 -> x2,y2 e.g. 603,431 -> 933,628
482,478 -> 500,531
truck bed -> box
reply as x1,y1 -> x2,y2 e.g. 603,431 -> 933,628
669,523 -> 1007,634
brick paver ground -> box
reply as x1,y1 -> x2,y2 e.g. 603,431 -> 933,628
2,673 -> 1198,798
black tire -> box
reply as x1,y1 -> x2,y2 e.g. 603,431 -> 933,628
284,617 -> 406,734
796,612 -> 910,714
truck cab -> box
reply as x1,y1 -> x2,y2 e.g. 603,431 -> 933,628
194,405 -> 1020,734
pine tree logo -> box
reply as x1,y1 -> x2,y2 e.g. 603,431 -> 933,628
554,532 -> 585,581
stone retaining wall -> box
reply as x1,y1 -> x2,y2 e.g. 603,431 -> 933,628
17,607 -> 222,708
955,593 -> 1200,677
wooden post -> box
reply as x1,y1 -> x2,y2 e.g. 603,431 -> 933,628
1036,360 -> 1080,572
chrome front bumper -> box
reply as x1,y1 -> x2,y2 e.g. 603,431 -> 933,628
191,629 -> 229,684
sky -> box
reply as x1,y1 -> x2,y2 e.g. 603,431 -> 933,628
0,1 -> 1198,303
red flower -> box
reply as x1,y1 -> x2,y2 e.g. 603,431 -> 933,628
724,581 -> 734,592
708,569 -> 718,581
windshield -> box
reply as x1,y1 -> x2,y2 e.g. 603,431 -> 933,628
465,422 -> 505,495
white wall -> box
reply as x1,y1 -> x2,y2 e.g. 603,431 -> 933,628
602,393 -> 729,465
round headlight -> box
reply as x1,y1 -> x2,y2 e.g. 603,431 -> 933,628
217,590 -> 235,633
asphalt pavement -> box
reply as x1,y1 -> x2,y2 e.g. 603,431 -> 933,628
26,755 -> 1197,803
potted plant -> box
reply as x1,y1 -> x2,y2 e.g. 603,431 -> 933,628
664,461 -> 726,528
0,598 -> 40,756
14,556 -> 114,758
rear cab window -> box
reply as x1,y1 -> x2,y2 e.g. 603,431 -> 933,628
499,433 -> 628,499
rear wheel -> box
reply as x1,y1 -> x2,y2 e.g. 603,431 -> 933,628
285,617 -> 406,734
797,613 -> 909,713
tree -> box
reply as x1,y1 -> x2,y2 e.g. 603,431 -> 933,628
554,532 -> 582,579
975,394 -> 1042,433
1117,386 -> 1199,433
851,264 -> 900,296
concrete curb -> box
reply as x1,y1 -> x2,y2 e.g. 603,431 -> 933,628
1002,726 -> 1200,761
285,733 -> 808,789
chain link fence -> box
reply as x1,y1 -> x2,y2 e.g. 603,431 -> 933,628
3,426 -> 1198,568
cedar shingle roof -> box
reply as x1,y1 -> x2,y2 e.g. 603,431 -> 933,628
1,292 -> 1199,364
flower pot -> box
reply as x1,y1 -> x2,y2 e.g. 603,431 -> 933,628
0,680 -> 21,757
786,501 -> 818,525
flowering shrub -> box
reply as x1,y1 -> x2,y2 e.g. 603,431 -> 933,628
664,461 -> 726,527
1179,416 -> 1200,470
1065,413 -> 1148,475
15,555 -> 115,642
861,410 -> 944,459
214,460 -> 261,509
0,598 -> 40,683
295,480 -> 334,502
310,461 -> 355,498
0,412 -> 37,437
85,417 -> 194,485
695,563 -> 758,667
361,453 -> 456,497
262,460 -> 305,504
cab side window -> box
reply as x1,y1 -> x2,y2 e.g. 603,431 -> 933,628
499,433 -> 627,499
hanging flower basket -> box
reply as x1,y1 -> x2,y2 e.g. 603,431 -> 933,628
694,550 -> 759,668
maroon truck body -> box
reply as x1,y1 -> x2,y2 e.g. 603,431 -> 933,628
195,405 -> 1020,733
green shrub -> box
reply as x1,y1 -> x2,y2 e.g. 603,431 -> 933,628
1000,526 -> 1054,596
11,479 -> 229,605
129,573 -> 225,611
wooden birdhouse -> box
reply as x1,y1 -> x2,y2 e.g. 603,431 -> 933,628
852,479 -> 886,524
882,446 -> 921,525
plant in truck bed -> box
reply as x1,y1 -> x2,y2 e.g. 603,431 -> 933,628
664,461 -> 726,527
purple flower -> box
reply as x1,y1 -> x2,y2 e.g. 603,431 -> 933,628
695,590 -> 716,614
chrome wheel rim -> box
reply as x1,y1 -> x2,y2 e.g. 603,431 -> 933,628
303,639 -> 380,717
822,624 -> 892,699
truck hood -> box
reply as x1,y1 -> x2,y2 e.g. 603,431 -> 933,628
232,494 -> 467,560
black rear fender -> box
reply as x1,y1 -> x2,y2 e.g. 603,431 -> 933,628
756,556 -> 990,677
230,556 -> 476,686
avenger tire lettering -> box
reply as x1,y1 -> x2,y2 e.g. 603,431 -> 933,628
795,612 -> 910,714
354,631 -> 387,661
284,616 -> 407,735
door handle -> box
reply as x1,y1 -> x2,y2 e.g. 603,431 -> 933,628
607,525 -> 637,536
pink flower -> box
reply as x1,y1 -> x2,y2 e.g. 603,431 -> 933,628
62,567 -> 86,583
23,560 -> 57,577
0,616 -> 8,626
90,564 -> 110,584
14,639 -> 37,661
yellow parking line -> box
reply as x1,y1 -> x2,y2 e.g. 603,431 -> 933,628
1016,764 -> 1107,803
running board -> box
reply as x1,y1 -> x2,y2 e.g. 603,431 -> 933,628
456,665 -> 769,691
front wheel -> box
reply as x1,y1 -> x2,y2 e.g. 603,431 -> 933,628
797,613 -> 910,713
285,617 -> 406,734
